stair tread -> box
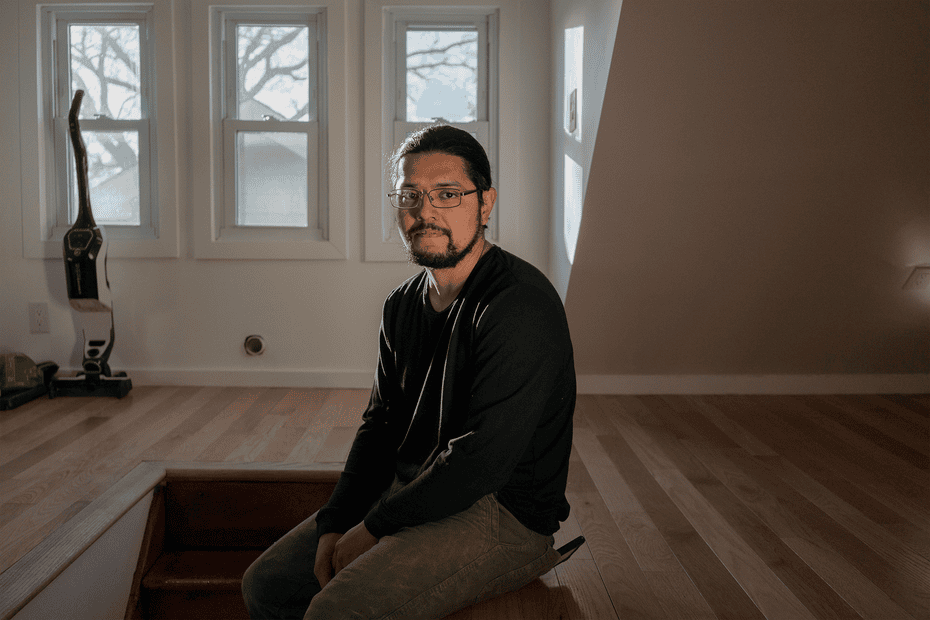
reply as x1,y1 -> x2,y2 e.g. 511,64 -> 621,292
143,549 -> 262,590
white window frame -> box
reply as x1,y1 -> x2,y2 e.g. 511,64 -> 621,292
52,10 -> 156,238
21,0 -> 180,259
193,1 -> 345,260
365,6 -> 499,262
221,11 -> 323,240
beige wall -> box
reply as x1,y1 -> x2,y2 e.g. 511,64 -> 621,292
566,0 -> 929,376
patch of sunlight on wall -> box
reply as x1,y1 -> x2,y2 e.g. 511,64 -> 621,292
563,25 -> 584,264
564,154 -> 583,263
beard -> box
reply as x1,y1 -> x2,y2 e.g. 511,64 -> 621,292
402,210 -> 484,269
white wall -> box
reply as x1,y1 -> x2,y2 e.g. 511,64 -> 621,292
1,0 -> 552,387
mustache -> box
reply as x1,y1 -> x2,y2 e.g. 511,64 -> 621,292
409,223 -> 450,236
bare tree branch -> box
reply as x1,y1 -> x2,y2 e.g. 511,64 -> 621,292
406,37 -> 477,59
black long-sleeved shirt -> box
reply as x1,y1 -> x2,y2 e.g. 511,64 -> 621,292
315,247 -> 575,538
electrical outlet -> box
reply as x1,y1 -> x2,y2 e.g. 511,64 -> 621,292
903,267 -> 930,290
29,302 -> 50,334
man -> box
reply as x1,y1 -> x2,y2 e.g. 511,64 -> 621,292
243,125 -> 576,619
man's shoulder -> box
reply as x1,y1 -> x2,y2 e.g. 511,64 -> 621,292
478,247 -> 563,307
463,248 -> 569,336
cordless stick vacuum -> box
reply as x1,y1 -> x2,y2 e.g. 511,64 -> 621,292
49,90 -> 132,399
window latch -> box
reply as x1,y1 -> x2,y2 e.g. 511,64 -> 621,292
261,114 -> 278,121
93,114 -> 110,120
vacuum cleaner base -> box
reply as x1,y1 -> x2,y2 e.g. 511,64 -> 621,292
49,374 -> 132,399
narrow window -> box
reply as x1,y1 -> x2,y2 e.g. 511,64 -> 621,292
219,11 -> 325,239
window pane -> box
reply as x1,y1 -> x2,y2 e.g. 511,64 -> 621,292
564,26 -> 583,139
70,130 -> 140,226
237,26 -> 310,121
564,155 -> 583,264
406,28 -> 477,122
69,24 -> 141,120
236,132 -> 308,227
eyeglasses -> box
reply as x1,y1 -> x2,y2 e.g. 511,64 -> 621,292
387,188 -> 479,210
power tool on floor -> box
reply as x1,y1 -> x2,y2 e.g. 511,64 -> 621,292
48,90 -> 132,399
0,354 -> 58,410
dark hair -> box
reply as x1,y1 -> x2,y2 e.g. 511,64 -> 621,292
389,125 -> 493,198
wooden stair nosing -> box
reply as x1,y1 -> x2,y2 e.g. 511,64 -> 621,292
141,549 -> 262,591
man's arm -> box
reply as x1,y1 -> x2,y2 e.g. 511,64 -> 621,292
314,296 -> 408,539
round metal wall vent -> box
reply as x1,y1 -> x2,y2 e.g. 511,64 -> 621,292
244,335 -> 265,356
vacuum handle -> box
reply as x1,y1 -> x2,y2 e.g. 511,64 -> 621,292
68,90 -> 96,229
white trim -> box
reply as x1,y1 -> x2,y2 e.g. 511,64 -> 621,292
49,369 -> 930,394
70,367 -> 375,388
577,374 -> 930,395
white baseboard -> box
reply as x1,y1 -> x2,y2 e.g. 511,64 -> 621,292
59,368 -> 930,394
576,374 -> 930,394
102,368 -> 374,389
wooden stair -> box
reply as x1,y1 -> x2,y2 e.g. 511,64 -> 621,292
125,474 -> 338,620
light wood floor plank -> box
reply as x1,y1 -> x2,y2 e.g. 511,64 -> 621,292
782,535 -> 916,620
315,426 -> 358,463
595,423 -> 768,620
762,455 -> 930,618
554,559 -> 620,620
285,389 -> 367,463
572,427 -> 680,573
0,396 -> 114,463
566,446 -> 665,619
796,395 -> 927,471
516,570 -> 572,620
863,394 -> 929,428
173,388 -> 263,461
223,414 -> 289,463
197,388 -> 288,461
820,395 -> 928,456
680,395 -> 779,456
644,571 -> 717,620
726,396 -> 930,536
135,386 -> 239,460
643,398 -> 863,620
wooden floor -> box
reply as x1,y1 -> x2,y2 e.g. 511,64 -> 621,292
1,388 -> 927,619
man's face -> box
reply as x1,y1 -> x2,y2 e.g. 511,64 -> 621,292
395,152 -> 494,269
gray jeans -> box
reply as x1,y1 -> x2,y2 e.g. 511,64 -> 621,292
241,493 -> 562,619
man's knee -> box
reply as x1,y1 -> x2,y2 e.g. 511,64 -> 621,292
242,551 -> 291,617
241,554 -> 266,610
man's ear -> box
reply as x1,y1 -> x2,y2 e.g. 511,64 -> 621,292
481,187 -> 497,226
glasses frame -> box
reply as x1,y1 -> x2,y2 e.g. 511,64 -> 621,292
387,187 -> 479,210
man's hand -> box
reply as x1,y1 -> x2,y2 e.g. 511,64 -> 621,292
314,532 -> 342,588
332,521 -> 379,576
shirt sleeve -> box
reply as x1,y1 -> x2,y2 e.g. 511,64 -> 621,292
314,300 -> 406,537
363,283 -> 574,538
